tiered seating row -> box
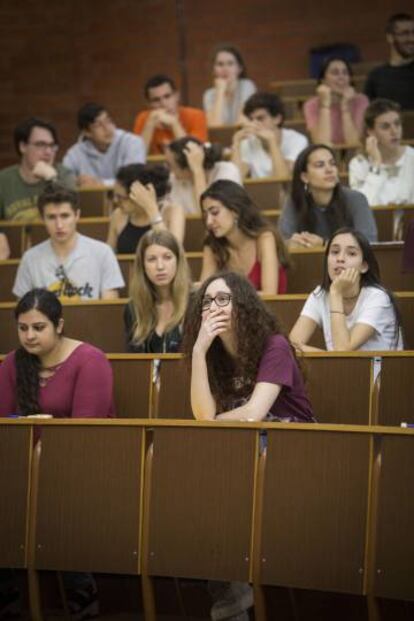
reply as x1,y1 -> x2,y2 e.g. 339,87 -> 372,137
1,350 -> 413,426
1,419 -> 413,620
1,244 -> 413,303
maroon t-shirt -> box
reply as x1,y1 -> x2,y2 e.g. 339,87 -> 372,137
256,335 -> 314,422
0,343 -> 115,418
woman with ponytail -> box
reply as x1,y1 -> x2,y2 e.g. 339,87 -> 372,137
0,288 -> 114,417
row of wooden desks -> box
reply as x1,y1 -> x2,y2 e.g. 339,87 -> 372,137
1,419 -> 413,621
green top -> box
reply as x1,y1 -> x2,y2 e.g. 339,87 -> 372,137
0,164 -> 76,221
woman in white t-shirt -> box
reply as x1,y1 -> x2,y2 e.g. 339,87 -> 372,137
290,228 -> 402,351
203,44 -> 256,126
165,136 -> 242,215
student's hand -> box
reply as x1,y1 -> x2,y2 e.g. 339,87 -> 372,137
366,136 -> 382,167
341,86 -> 356,104
0,232 -> 10,260
290,232 -> 324,247
129,181 -> 159,220
254,124 -> 280,146
194,307 -> 230,354
316,84 -> 332,107
232,126 -> 255,144
32,161 -> 57,181
184,141 -> 205,172
155,110 -> 177,128
330,267 -> 360,296
214,77 -> 228,92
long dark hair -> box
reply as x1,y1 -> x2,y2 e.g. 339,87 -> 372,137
182,272 -> 294,413
320,228 -> 402,344
291,144 -> 352,234
14,289 -> 63,416
201,179 -> 290,269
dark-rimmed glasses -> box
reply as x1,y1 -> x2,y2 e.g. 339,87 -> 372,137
201,292 -> 232,311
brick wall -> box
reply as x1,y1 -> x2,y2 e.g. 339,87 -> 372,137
0,0 -> 411,167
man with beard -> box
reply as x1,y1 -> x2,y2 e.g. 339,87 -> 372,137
365,13 -> 414,109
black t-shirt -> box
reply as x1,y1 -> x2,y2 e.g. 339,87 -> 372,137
364,62 -> 414,110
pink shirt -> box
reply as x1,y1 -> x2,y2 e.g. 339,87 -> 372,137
0,343 -> 115,418
303,93 -> 369,144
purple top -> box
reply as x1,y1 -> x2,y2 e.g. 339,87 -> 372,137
0,343 -> 115,418
256,335 -> 314,423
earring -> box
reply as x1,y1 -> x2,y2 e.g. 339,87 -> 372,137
234,216 -> 239,227
304,182 -> 308,192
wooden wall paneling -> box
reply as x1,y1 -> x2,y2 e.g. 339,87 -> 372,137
208,126 -> 239,147
78,189 -> 111,217
62,302 -> 126,352
377,355 -> 414,426
184,217 -> 206,253
259,428 -> 370,594
375,244 -> 413,291
156,357 -> 192,419
244,179 -> 289,211
0,260 -> 18,302
35,425 -> 144,574
374,435 -> 414,600
286,250 -> 324,294
0,223 -> 24,259
305,357 -> 373,424
0,424 -> 32,568
146,427 -> 257,581
109,356 -> 153,418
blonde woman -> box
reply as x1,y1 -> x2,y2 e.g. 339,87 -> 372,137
124,230 -> 190,353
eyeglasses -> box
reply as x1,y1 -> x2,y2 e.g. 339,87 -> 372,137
27,141 -> 59,151
201,292 -> 232,311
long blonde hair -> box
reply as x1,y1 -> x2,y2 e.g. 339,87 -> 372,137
129,230 -> 190,345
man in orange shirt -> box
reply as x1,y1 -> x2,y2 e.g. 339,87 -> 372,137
133,74 -> 207,155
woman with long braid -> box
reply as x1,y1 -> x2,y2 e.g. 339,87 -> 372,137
0,288 -> 114,418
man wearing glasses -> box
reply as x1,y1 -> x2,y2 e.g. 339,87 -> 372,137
63,102 -> 146,187
0,117 -> 75,258
365,13 -> 414,110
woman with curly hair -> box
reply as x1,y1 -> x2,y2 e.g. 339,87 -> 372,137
107,163 -> 185,252
124,229 -> 190,353
200,179 -> 289,294
182,271 -> 313,422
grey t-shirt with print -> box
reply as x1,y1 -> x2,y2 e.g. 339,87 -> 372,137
13,233 -> 125,299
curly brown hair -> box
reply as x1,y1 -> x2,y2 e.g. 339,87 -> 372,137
182,272 -> 289,413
